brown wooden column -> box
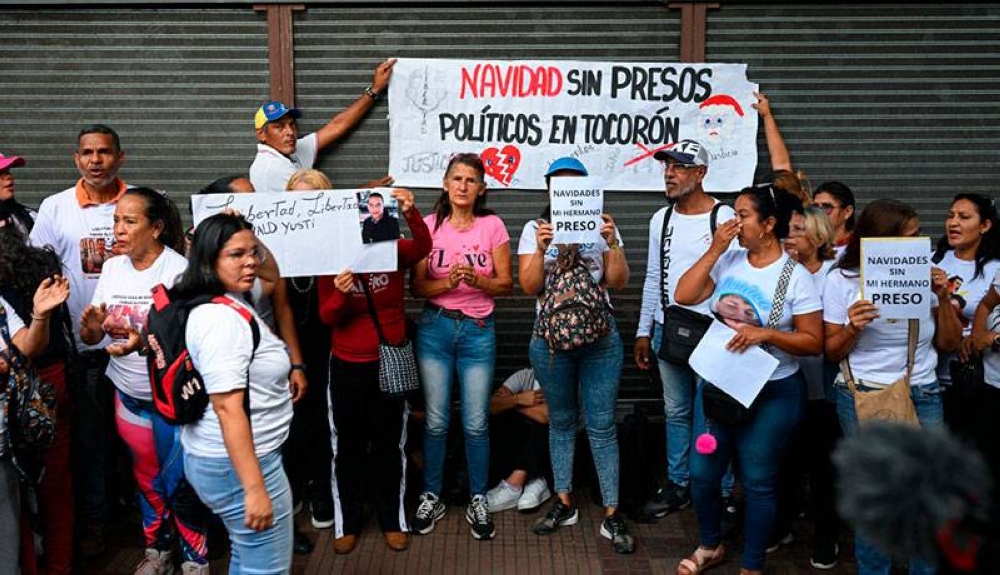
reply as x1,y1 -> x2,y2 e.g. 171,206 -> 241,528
254,4 -> 305,105
668,2 -> 719,63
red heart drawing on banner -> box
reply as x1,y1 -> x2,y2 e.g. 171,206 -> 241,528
481,145 -> 522,187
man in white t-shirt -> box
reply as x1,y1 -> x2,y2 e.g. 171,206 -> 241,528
29,124 -> 128,556
249,59 -> 396,192
633,139 -> 737,519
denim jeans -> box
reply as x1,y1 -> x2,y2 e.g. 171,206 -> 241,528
652,323 -> 734,496
69,350 -> 112,522
690,372 -> 805,571
836,380 -> 942,575
418,307 -> 495,497
529,323 -> 623,508
185,450 -> 293,574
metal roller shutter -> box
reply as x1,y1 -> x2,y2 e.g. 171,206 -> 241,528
708,2 -> 1000,236
0,7 -> 269,216
295,3 -> 680,399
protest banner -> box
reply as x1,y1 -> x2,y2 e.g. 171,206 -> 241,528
860,237 -> 932,320
191,190 -> 397,276
388,58 -> 758,192
549,176 -> 603,245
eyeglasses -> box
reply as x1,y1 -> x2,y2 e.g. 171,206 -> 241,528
222,247 -> 263,263
811,202 -> 840,212
662,162 -> 699,172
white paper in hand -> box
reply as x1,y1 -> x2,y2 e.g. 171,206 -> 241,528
689,320 -> 779,408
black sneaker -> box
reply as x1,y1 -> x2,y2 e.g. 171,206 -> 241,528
412,492 -> 446,535
465,495 -> 496,540
600,512 -> 636,554
810,540 -> 839,570
310,493 -> 335,529
532,500 -> 579,535
641,480 -> 691,518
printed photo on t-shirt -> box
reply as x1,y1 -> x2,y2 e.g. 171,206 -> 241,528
357,190 -> 400,244
101,298 -> 152,341
80,237 -> 120,276
712,276 -> 770,329
946,274 -> 970,327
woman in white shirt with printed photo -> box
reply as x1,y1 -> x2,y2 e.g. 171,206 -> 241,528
79,187 -> 207,574
674,184 -> 822,575
823,198 -> 962,575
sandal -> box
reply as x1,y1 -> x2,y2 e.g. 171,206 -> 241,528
677,544 -> 726,575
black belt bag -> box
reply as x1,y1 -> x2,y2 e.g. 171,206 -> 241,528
657,306 -> 713,365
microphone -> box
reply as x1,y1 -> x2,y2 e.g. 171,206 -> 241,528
833,421 -> 994,570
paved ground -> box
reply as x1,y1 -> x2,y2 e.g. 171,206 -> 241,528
79,488 -> 860,574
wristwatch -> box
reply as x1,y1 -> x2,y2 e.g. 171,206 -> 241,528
364,85 -> 380,101
290,363 -> 307,373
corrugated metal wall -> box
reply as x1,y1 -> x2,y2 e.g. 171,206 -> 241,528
711,3 -> 1000,232
0,8 -> 269,213
3,2 -> 998,399
295,4 -> 680,398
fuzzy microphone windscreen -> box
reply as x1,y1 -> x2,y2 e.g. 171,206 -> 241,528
833,421 -> 992,565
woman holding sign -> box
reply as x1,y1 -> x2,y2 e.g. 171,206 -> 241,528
823,199 -> 962,575
318,187 -> 431,554
673,184 -> 823,575
79,188 -> 210,574
518,157 -> 634,555
410,153 -> 512,541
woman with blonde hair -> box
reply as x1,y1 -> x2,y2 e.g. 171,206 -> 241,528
286,169 -> 331,191
772,206 -> 841,568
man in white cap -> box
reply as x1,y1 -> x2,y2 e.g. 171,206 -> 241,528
634,139 -> 739,520
249,59 -> 396,192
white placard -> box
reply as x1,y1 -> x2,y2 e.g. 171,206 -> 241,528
388,58 -> 759,192
689,320 -> 779,408
860,237 -> 932,320
549,177 -> 603,245
191,190 -> 397,277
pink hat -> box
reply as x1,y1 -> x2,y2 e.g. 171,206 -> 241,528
0,153 -> 25,171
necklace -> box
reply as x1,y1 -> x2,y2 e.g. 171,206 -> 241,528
291,276 -> 314,293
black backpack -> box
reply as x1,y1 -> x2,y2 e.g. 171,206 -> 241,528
145,285 -> 259,425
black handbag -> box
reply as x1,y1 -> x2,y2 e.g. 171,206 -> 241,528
701,258 -> 797,426
658,305 -> 713,364
949,357 -> 986,399
655,204 -> 723,365
360,276 -> 420,397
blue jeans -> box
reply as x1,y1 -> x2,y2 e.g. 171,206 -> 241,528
418,307 -> 495,497
185,450 -> 293,574
529,324 -> 623,508
690,372 -> 805,571
652,323 -> 734,496
836,380 -> 942,575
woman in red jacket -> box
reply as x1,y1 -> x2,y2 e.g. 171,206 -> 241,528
317,188 -> 431,555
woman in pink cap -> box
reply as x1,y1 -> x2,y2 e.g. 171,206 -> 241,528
0,152 -> 36,236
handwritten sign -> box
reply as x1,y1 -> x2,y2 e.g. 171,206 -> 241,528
191,190 -> 397,276
388,58 -> 758,192
860,237 -> 932,320
549,176 -> 603,245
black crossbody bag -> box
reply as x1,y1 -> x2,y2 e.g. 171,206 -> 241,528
657,203 -> 724,364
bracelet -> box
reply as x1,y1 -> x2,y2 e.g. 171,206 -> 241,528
364,85 -> 380,101
608,242 -> 621,251
290,363 -> 306,373
31,314 -> 50,321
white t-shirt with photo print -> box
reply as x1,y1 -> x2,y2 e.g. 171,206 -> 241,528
933,251 -> 1000,382
91,248 -> 188,400
708,250 -> 822,381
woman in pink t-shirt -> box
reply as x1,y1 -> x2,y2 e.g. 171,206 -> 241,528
410,153 -> 512,541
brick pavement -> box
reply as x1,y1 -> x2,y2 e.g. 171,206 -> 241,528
79,487 -> 859,574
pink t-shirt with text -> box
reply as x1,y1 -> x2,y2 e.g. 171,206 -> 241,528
424,213 -> 510,318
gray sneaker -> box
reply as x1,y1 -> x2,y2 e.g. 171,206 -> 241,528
532,500 -> 579,535
135,549 -> 175,575
600,512 -> 635,554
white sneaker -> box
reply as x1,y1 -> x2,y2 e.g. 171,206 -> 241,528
486,480 -> 522,512
135,549 -> 175,575
517,478 -> 552,511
